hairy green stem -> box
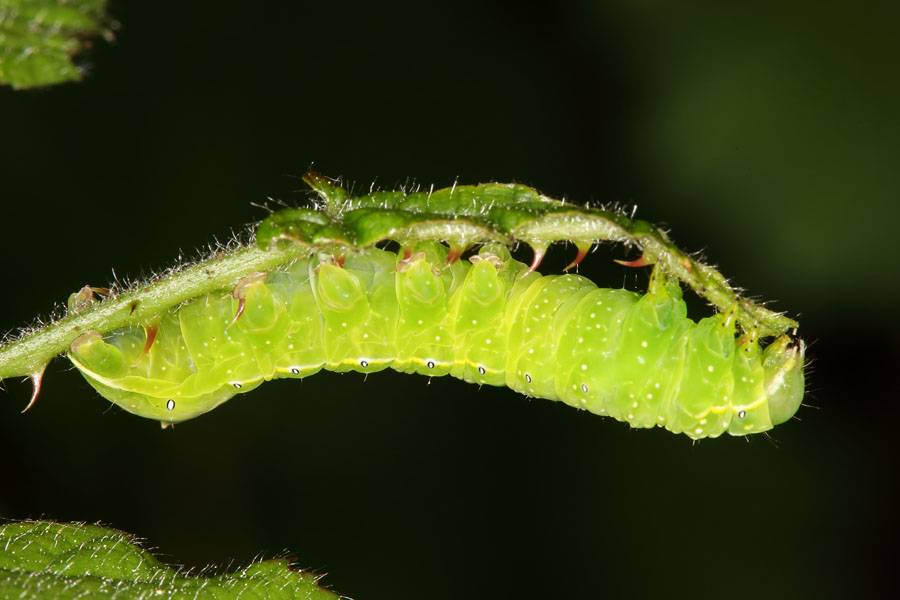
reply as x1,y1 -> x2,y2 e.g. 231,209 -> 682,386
0,244 -> 307,380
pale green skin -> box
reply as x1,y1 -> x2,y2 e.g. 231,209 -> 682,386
68,243 -> 805,439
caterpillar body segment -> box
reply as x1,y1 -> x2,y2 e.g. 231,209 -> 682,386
68,243 -> 805,438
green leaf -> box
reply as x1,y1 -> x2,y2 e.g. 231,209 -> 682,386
0,0 -> 110,90
0,520 -> 342,599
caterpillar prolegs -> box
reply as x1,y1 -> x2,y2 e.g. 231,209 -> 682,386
68,241 -> 804,439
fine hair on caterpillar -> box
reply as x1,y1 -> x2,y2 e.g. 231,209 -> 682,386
0,172 -> 805,439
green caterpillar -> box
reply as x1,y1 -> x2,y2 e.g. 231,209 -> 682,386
2,173 -> 805,438
69,243 -> 803,438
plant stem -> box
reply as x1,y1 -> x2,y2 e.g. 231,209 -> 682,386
0,244 -> 308,380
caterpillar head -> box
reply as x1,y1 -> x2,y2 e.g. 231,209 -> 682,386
728,332 -> 805,435
762,334 -> 806,426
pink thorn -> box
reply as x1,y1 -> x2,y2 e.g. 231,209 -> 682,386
334,254 -> 346,268
402,247 -> 412,260
563,243 -> 591,272
526,247 -> 546,274
446,245 -> 466,265
132,324 -> 159,365
614,256 -> 652,268
22,368 -> 45,413
226,299 -> 246,330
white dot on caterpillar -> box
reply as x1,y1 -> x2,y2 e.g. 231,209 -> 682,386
360,360 -> 369,367
291,368 -> 301,375
632,401 -> 638,408
363,334 -> 369,339
341,322 -> 347,327
472,319 -> 478,325
525,374 -> 532,383
581,364 -> 587,371
699,418 -> 708,425
528,348 -> 534,354
478,366 -> 486,375
637,356 -> 645,364
434,335 -> 441,341
590,313 -> 596,318
695,427 -> 703,435
738,410 -> 746,419
485,338 -> 492,344
646,393 -> 652,399
641,341 -> 648,348
577,337 -> 583,343
417,319 -> 423,325
166,399 -> 175,411
288,344 -> 294,349
707,365 -> 714,372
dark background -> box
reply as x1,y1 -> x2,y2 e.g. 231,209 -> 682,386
2,1 -> 898,598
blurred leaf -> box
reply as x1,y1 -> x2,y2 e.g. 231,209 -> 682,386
0,520 -> 340,599
0,0 -> 109,89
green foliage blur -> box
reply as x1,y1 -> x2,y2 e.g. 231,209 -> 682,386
0,0 -> 109,89
1,1 -> 897,599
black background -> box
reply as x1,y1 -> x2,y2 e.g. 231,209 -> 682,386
2,1 -> 898,598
